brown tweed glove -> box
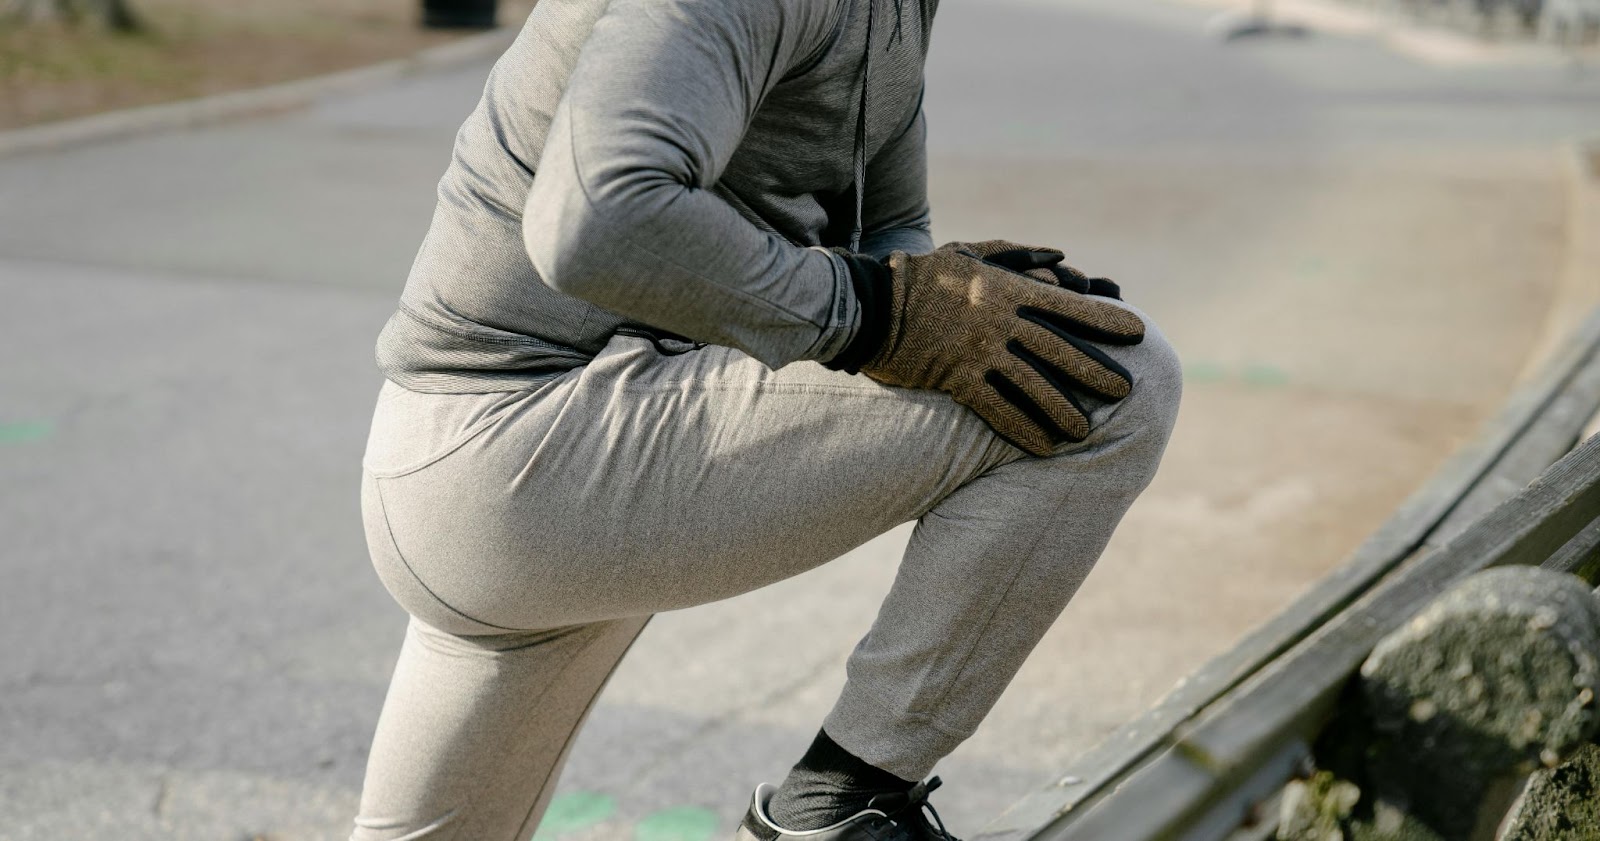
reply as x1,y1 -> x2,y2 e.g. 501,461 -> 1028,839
956,239 -> 1125,300
826,241 -> 1145,456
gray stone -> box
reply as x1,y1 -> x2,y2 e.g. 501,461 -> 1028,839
1280,567 -> 1600,841
1360,567 -> 1600,783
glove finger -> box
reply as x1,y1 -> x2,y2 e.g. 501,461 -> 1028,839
1010,325 -> 1133,402
1031,266 -> 1097,294
1047,261 -> 1090,284
971,371 -> 1063,456
955,240 -> 1065,273
1018,286 -> 1146,346
956,239 -> 1060,260
1023,267 -> 1072,288
990,361 -> 1092,444
989,249 -> 1105,298
1086,277 -> 1122,300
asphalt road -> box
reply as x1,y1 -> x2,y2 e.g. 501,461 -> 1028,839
3,1 -> 1600,838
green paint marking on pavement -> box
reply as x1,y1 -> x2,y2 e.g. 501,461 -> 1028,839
0,421 -> 52,445
1241,364 -> 1290,388
1183,362 -> 1228,384
634,806 -> 720,841
532,792 -> 616,839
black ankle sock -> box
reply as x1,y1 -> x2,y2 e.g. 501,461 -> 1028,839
765,729 -> 915,831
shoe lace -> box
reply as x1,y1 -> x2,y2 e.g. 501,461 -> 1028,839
870,776 -> 960,841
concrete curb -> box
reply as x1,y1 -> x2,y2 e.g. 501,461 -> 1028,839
1522,140 -> 1600,386
0,26 -> 516,160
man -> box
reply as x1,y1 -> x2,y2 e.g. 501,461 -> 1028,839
353,0 -> 1183,838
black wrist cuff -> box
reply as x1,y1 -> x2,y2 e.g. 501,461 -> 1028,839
824,250 -> 892,374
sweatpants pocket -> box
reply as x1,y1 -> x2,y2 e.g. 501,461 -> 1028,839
362,380 -> 542,480
360,470 -> 520,636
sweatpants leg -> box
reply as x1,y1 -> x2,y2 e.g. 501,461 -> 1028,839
351,615 -> 649,841
822,370 -> 1177,777
355,303 -> 1182,834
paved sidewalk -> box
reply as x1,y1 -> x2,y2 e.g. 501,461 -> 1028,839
3,0 -> 1599,838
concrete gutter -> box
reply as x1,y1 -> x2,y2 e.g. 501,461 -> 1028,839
0,26 -> 516,160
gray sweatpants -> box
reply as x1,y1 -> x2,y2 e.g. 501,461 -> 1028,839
352,314 -> 1183,840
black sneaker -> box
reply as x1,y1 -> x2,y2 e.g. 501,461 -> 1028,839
734,776 -> 960,841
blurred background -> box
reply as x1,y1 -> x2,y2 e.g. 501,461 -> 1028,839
2,0 -> 1599,838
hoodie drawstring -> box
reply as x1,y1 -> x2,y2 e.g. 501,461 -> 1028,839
849,0 -> 907,253
848,0 -> 876,252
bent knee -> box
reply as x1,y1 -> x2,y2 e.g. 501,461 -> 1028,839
1104,312 -> 1183,440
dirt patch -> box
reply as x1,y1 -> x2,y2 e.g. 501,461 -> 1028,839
0,0 -> 535,130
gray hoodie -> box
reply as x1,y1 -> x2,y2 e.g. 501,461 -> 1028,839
376,0 -> 937,393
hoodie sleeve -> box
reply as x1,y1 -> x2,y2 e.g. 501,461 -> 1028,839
522,0 -> 860,369
859,99 -> 935,259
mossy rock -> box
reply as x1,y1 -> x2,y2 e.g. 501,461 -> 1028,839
1361,568 -> 1600,782
1501,743 -> 1600,841
1282,568 -> 1600,841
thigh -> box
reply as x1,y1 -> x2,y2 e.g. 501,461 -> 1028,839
371,335 -> 1020,631
352,616 -> 648,841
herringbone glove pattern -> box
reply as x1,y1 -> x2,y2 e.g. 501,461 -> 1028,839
955,239 -> 1125,299
860,241 -> 1145,456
